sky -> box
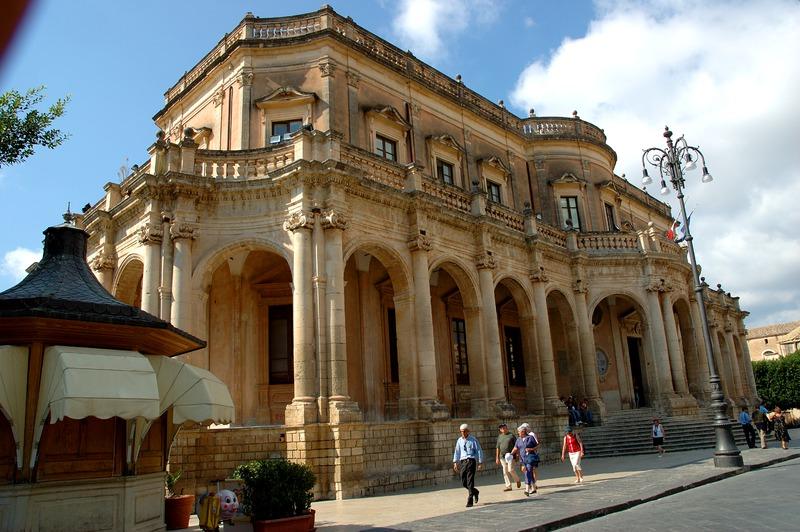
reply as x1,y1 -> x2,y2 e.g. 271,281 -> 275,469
1,0 -> 798,328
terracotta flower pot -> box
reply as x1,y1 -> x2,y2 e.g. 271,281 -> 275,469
164,494 -> 195,530
252,509 -> 315,532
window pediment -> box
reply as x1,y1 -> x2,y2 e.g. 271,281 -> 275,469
478,156 -> 510,177
366,106 -> 411,131
550,172 -> 586,186
255,87 -> 316,109
427,134 -> 463,154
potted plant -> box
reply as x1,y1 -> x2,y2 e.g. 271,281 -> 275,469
164,469 -> 195,530
233,459 -> 316,532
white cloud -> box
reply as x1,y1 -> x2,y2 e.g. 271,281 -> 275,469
511,0 -> 800,327
0,247 -> 41,284
392,0 -> 501,60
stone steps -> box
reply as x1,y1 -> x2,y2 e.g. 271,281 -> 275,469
580,408 -> 749,458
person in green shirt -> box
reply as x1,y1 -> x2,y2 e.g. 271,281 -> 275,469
495,423 -> 520,491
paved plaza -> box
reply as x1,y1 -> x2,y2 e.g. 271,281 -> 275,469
181,427 -> 798,531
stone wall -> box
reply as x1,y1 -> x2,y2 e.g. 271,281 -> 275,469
169,414 -> 567,501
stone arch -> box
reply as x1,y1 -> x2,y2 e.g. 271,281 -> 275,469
113,255 -> 143,308
495,275 -> 539,413
545,288 -> 583,401
193,237 -> 290,293
428,256 -> 485,417
588,292 -> 651,411
343,241 -> 414,421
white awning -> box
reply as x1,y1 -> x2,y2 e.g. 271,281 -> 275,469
0,345 -> 28,469
147,355 -> 234,424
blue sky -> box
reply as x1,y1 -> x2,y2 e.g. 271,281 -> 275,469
1,0 -> 798,328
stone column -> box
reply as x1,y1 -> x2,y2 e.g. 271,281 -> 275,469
661,291 -> 690,395
724,326 -> 744,401
645,282 -> 676,398
237,70 -> 253,150
393,291 -> 419,419
408,234 -> 449,420
519,314 -> 544,413
709,321 -> 733,401
91,213 -> 116,292
476,252 -> 515,417
530,269 -> 560,411
572,281 -> 604,418
159,213 -> 174,321
138,223 -> 162,316
322,210 -> 361,423
170,220 -> 196,332
689,295 -> 712,400
738,328 -> 759,403
284,212 -> 318,425
608,297 -> 633,407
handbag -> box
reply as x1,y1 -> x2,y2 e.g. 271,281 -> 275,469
523,452 -> 539,467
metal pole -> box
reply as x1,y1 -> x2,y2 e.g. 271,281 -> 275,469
667,142 -> 743,468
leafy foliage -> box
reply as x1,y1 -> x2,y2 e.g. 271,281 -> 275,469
0,86 -> 70,167
165,469 -> 182,497
233,459 -> 315,521
752,350 -> 800,408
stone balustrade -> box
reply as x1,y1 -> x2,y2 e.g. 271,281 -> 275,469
577,232 -> 640,252
421,178 -> 472,213
340,145 -> 406,190
486,202 -> 525,232
193,144 -> 295,179
520,116 -> 607,144
537,223 -> 568,248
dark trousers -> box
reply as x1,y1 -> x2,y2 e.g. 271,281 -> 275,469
459,458 -> 478,498
741,423 -> 756,448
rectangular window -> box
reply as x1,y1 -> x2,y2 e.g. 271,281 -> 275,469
504,326 -> 526,386
387,308 -> 399,384
487,181 -> 502,203
375,134 -> 397,161
268,304 -> 293,384
271,119 -> 303,137
604,203 -> 618,232
452,318 -> 470,385
436,158 -> 455,185
559,196 -> 582,231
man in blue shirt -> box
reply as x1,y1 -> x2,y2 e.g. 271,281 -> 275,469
453,423 -> 483,507
739,406 -> 756,448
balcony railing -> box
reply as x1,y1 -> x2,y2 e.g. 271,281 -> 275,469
577,232 -> 640,252
193,144 -> 295,179
421,178 -> 472,214
340,145 -> 406,191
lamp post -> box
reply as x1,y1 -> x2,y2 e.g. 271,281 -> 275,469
641,126 -> 743,468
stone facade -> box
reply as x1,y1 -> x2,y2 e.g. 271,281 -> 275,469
746,320 -> 800,360
77,7 -> 756,499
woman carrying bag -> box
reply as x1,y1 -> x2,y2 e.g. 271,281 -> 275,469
512,425 -> 540,496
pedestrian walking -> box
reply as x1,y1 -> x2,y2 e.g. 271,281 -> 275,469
771,407 -> 791,450
561,426 -> 585,484
738,406 -> 757,448
452,423 -> 483,507
495,423 -> 520,491
652,417 -> 666,457
519,422 -> 539,484
752,407 -> 769,449
512,424 -> 540,496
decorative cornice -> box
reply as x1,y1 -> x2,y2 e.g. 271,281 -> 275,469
475,252 -> 497,270
283,211 -> 314,232
407,234 -> 432,252
138,223 -> 163,245
320,209 -> 348,230
170,221 -> 197,241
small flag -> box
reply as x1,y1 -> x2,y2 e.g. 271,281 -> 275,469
675,212 -> 692,243
666,219 -> 679,240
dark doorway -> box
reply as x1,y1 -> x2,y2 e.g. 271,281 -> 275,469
627,336 -> 646,408
504,326 -> 526,386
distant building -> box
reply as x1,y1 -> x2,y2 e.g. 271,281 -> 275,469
74,6 -> 756,499
747,321 -> 800,360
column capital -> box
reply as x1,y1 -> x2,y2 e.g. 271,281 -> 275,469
529,266 -> 549,283
320,209 -> 348,230
572,279 -> 588,294
318,59 -> 336,78
236,70 -> 254,87
283,211 -> 314,232
474,251 -> 497,270
646,278 -> 672,293
346,70 -> 360,87
138,223 -> 163,245
91,249 -> 116,272
170,221 -> 197,241
407,234 -> 432,252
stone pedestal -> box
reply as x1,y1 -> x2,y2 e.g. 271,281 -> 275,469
419,398 -> 450,421
329,399 -> 363,424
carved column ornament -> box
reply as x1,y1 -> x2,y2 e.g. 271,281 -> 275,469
318,60 -> 336,78
572,279 -> 588,293
320,210 -> 348,231
283,211 -> 314,232
212,87 -> 225,107
138,223 -> 163,245
236,71 -> 254,87
474,252 -> 497,270
529,266 -> 549,283
91,250 -> 116,272
407,234 -> 432,252
346,70 -> 360,87
170,221 -> 197,241
646,278 -> 672,293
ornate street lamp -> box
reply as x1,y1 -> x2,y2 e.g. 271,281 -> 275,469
641,126 -> 743,468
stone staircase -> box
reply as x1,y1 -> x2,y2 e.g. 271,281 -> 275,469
579,407 -> 749,458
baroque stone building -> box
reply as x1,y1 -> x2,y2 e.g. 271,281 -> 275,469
78,7 -> 756,499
